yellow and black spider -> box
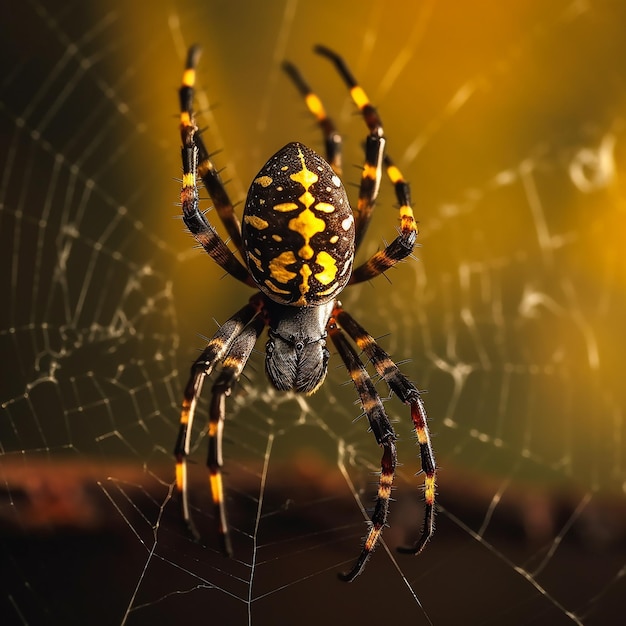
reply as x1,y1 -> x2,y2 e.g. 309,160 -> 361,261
174,44 -> 436,582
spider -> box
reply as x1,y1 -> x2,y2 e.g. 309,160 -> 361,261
174,44 -> 436,582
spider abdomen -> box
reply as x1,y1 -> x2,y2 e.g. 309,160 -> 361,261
242,142 -> 355,307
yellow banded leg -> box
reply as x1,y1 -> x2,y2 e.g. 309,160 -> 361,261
178,46 -> 254,286
310,46 -> 420,278
282,60 -> 343,174
314,45 -> 383,136
349,158 -> 419,285
328,318 -> 398,582
397,399 -> 436,555
206,313 -> 266,556
180,46 -> 244,256
353,134 -> 385,249
333,305 -> 437,556
175,393 -> 212,542
174,372 -> 206,540
173,298 -> 263,543
314,45 -> 387,249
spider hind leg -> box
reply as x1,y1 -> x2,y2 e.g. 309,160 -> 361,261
330,304 -> 436,580
328,314 -> 398,582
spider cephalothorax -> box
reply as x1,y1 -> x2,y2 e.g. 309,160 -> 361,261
264,300 -> 333,394
174,44 -> 436,582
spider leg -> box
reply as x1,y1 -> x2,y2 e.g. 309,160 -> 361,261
174,294 -> 264,541
180,46 -> 254,285
314,45 -> 385,251
206,311 -> 266,555
328,315 -> 398,582
333,304 -> 436,556
349,157 -> 418,284
312,47 -> 419,282
281,60 -> 343,175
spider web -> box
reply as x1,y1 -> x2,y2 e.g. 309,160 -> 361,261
1,0 -> 625,624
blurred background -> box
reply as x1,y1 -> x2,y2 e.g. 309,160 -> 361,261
1,0 -> 625,624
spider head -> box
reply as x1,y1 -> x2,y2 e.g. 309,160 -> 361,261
265,301 -> 333,395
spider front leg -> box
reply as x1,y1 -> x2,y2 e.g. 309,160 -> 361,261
290,45 -> 387,250
349,157 -> 419,285
179,45 -> 255,286
334,304 -> 436,556
281,59 -> 342,174
174,295 -> 264,544
310,47 -> 419,282
328,315 -> 399,582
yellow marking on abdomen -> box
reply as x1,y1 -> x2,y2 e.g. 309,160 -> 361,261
244,215 -> 269,230
314,251 -> 337,285
299,191 -> 315,209
314,202 -> 335,213
264,280 -> 291,295
297,264 -> 312,301
254,175 -> 273,187
289,208 -> 325,259
247,252 -> 263,273
269,251 -> 298,283
182,172 -> 195,188
316,283 -> 340,297
290,153 -> 319,190
273,202 -> 298,212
